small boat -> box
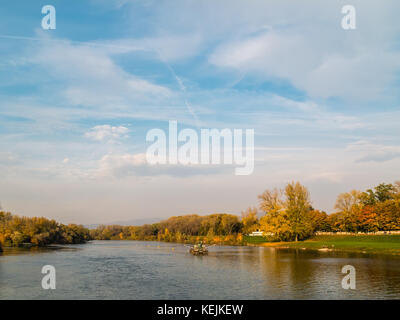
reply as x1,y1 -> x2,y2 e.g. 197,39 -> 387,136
187,242 -> 210,255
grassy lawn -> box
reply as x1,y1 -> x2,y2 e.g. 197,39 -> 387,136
244,235 -> 276,243
254,235 -> 400,255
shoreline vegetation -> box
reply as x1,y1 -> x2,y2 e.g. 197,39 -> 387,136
1,181 -> 400,256
249,234 -> 400,256
0,212 -> 91,247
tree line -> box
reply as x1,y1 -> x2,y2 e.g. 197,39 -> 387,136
89,213 -> 244,244
2,180 -> 400,248
256,181 -> 400,241
90,181 -> 400,243
0,211 -> 91,247
328,182 -> 400,233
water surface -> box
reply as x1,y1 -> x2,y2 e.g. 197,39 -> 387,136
1,240 -> 399,299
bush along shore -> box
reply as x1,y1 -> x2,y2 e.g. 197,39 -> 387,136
0,211 -> 91,247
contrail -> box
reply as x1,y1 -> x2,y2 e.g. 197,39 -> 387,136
146,41 -> 200,127
163,61 -> 200,127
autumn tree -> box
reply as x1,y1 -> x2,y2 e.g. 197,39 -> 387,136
259,210 -> 292,240
258,188 -> 283,213
0,211 -> 91,247
241,207 -> 259,234
309,210 -> 330,232
258,182 -> 313,241
375,200 -> 400,231
360,183 -> 398,205
354,206 -> 379,232
284,182 -> 313,241
329,182 -> 400,232
334,190 -> 362,213
394,181 -> 400,197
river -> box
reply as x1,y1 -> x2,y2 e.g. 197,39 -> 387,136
0,240 -> 399,299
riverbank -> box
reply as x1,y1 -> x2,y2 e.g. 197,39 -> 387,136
86,234 -> 400,256
2,235 -> 399,257
252,234 -> 400,256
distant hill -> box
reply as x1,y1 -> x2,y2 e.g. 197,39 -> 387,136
85,217 -> 162,229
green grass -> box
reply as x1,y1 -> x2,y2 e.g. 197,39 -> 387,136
244,235 -> 276,243
258,235 -> 400,256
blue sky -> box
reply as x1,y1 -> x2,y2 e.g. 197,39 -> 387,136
0,0 -> 400,224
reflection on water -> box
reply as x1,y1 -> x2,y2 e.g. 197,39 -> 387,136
0,241 -> 399,299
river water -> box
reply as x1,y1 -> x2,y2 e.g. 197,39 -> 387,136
0,240 -> 399,299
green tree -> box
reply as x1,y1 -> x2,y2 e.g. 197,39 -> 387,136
360,183 -> 397,205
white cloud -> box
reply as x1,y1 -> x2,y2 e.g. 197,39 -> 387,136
346,140 -> 400,163
200,0 -> 400,101
31,36 -> 172,111
209,29 -> 400,100
96,153 -> 147,177
94,152 -> 228,178
105,34 -> 204,62
84,125 -> 130,143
